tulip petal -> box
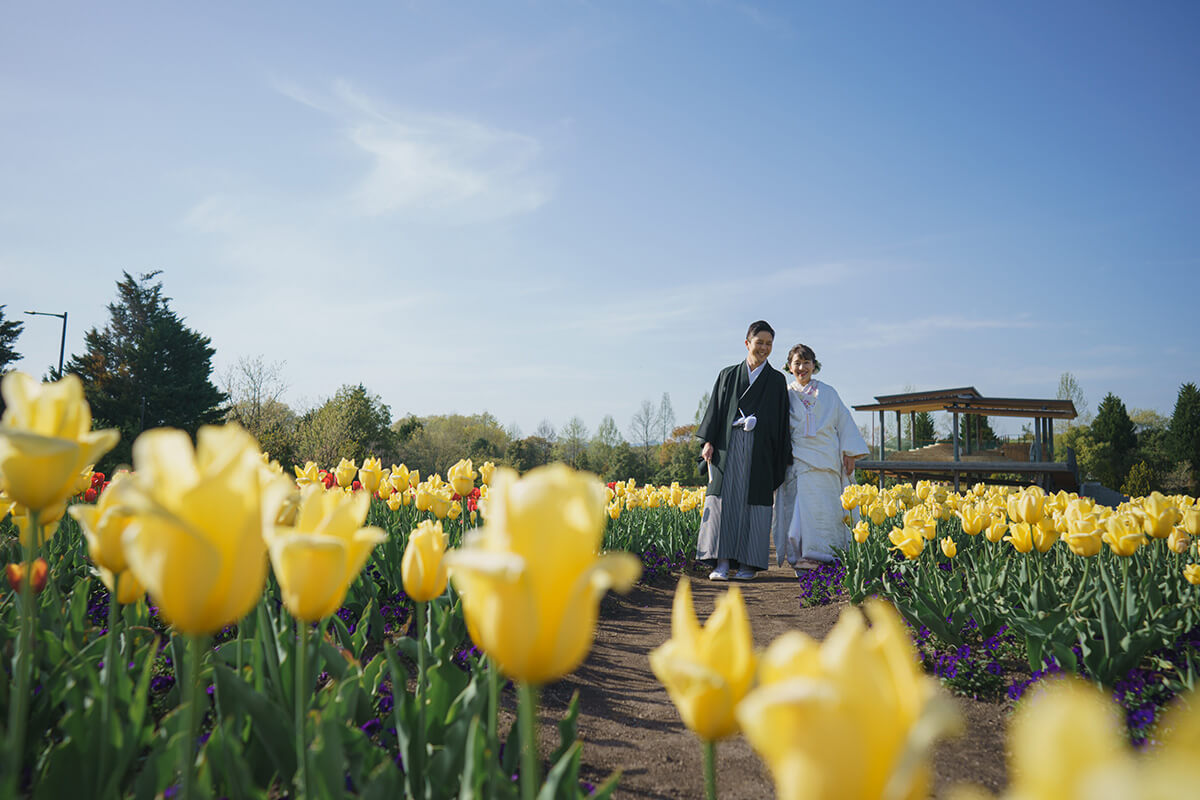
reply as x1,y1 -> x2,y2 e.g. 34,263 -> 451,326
270,535 -> 349,622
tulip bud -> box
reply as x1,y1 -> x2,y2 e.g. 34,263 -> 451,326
1185,564 -> 1200,586
940,538 -> 957,559
401,520 -> 448,603
6,558 -> 49,595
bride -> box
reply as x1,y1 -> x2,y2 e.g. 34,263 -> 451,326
771,343 -> 870,573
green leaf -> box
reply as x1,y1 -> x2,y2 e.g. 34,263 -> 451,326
212,663 -> 296,780
536,741 -> 582,800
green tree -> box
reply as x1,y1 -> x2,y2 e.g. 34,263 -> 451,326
656,424 -> 704,485
0,304 -> 23,372
1091,393 -> 1137,489
295,384 -> 396,467
1169,382 -> 1200,492
0,304 -> 25,417
65,271 -> 226,469
505,436 -> 553,473
398,413 -> 508,476
912,412 -> 936,448
1121,461 -> 1153,498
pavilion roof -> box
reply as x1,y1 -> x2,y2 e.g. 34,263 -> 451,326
852,387 -> 1077,419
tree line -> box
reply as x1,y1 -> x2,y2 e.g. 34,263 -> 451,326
4,274 -> 1197,493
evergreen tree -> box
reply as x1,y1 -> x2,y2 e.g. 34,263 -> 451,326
1169,382 -> 1200,491
912,412 -> 936,447
0,304 -> 23,373
0,304 -> 24,416
65,272 -> 226,468
1091,393 -> 1137,489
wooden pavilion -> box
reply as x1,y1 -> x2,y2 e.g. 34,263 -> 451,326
852,387 -> 1079,492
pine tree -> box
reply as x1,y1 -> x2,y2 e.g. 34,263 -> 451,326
0,305 -> 23,373
1169,382 -> 1200,491
64,271 -> 227,468
0,305 -> 24,417
1091,393 -> 1137,489
912,411 -> 936,447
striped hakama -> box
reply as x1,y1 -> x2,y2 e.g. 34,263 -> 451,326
697,427 -> 772,571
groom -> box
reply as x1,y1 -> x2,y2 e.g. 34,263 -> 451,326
695,320 -> 790,581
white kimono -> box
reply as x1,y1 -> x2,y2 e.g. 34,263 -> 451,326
771,379 -> 870,565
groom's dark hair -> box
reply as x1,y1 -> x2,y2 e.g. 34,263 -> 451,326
746,320 -> 775,339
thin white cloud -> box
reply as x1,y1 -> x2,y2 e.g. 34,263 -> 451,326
270,78 -> 551,223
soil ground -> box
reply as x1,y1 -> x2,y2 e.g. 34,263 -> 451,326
523,561 -> 1010,799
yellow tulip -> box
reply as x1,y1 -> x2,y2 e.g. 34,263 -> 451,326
940,538 -> 957,559
449,458 -> 477,497
389,464 -> 409,492
69,471 -> 135,574
74,465 -> 95,496
0,372 -> 119,515
985,509 -> 1009,544
1168,528 -> 1191,555
445,464 -> 641,684
294,461 -> 322,487
376,478 -> 394,501
607,501 -> 621,520
888,527 -> 925,560
852,520 -> 870,543
402,520 -> 448,602
414,486 -> 433,512
649,578 -> 756,741
99,566 -> 144,605
479,461 -> 496,486
447,500 -> 462,520
430,491 -> 451,520
358,457 -> 384,494
1142,491 -> 1180,539
334,458 -> 357,488
1005,523 -> 1035,554
1185,564 -> 1200,586
120,424 -> 290,636
1064,514 -> 1103,558
408,469 -> 420,489
265,484 -> 386,623
1102,513 -> 1146,557
958,504 -> 988,536
1181,506 -> 1200,536
1016,488 -> 1045,525
735,601 -> 960,800
386,492 -> 403,512
1031,517 -> 1058,554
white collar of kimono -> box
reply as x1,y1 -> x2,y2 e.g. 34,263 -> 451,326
746,359 -> 766,386
790,379 -> 819,436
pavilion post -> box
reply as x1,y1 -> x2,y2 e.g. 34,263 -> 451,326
952,412 -> 960,462
895,411 -> 902,453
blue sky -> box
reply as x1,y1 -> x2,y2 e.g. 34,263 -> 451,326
4,1 -> 1198,444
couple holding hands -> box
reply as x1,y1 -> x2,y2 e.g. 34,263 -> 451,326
696,320 -> 869,581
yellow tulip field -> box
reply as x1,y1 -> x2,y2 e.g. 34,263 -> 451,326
3,371 -> 1200,798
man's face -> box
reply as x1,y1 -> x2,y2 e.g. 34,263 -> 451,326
745,331 -> 773,364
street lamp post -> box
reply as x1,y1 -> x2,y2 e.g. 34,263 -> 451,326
24,310 -> 68,377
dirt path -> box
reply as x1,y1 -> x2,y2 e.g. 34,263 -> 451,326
533,562 -> 1009,799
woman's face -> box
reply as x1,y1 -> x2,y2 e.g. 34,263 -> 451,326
789,351 -> 814,384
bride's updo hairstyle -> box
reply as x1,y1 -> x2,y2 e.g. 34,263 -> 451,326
785,343 -> 821,374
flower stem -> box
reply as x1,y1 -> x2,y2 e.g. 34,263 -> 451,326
487,656 -> 499,798
517,682 -> 540,800
295,619 -> 309,799
703,740 -> 718,800
415,600 -> 427,794
180,634 -> 204,800
99,571 -> 122,786
4,509 -> 40,795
